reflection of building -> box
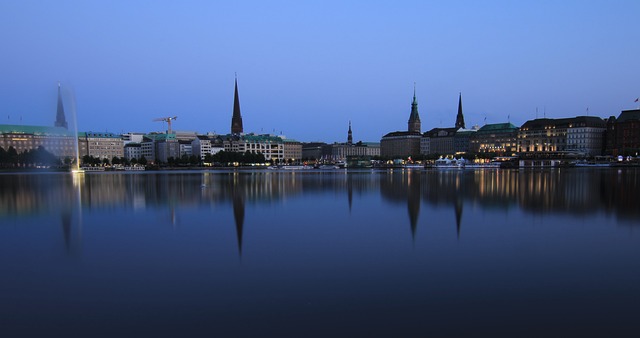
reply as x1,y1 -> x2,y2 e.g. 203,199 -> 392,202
381,87 -> 422,158
606,109 -> 640,156
78,132 -> 124,160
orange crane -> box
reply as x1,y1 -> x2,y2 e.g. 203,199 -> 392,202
153,116 -> 178,134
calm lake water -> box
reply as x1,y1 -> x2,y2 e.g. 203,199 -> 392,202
1,168 -> 639,337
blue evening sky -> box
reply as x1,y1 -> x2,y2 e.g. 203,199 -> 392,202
1,0 -> 639,142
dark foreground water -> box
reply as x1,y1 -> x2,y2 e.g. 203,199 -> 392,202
1,168 -> 639,337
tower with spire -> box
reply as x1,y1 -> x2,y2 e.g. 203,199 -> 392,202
408,84 -> 421,133
455,92 -> 465,129
231,75 -> 243,135
347,121 -> 353,145
54,82 -> 68,129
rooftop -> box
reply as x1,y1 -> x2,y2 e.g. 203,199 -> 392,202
0,124 -> 74,137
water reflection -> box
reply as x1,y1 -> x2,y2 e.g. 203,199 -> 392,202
2,169 -> 640,336
1,169 -> 640,252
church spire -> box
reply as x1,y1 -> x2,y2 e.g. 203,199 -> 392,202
347,120 -> 353,145
231,74 -> 244,135
408,83 -> 421,133
54,82 -> 68,129
455,92 -> 465,129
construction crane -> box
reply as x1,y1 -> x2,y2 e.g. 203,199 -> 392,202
153,116 -> 178,134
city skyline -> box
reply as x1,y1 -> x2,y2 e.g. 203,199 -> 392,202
2,1 -> 640,142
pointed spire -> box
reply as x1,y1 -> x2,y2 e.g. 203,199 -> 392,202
231,75 -> 243,134
408,83 -> 421,133
55,82 -> 68,129
455,92 -> 465,129
347,120 -> 353,145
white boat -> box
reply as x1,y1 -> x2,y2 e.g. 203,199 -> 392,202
433,157 -> 465,169
465,162 -> 502,169
282,165 -> 313,170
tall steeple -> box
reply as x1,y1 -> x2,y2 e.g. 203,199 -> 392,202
455,92 -> 465,129
231,75 -> 243,135
408,83 -> 421,133
347,121 -> 353,145
54,82 -> 68,129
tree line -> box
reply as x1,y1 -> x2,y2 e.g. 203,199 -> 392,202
0,146 -> 62,168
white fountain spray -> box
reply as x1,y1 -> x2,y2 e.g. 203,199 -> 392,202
64,83 -> 84,174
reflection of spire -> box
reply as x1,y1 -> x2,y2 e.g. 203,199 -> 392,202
454,198 -> 463,239
407,171 -> 421,241
347,173 -> 353,212
233,194 -> 245,256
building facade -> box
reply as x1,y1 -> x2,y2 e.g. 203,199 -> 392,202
0,124 -> 76,159
605,109 -> 640,156
422,128 -> 457,155
381,88 -> 422,158
78,132 -> 124,160
517,116 -> 605,156
224,134 -> 285,161
283,139 -> 303,162
470,123 -> 519,154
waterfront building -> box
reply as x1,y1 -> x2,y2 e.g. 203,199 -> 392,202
381,87 -> 422,158
420,93 -> 469,156
78,132 -> 124,160
151,133 -> 180,163
283,139 -> 303,162
301,142 -> 327,160
178,140 -> 192,157
140,136 -> 155,162
421,128 -> 457,155
124,143 -> 142,160
470,123 -> 519,154
605,109 -> 640,156
321,122 -> 381,161
453,127 -> 477,153
0,124 -> 75,159
122,132 -> 145,144
191,135 -> 224,160
223,134 -> 284,161
517,116 -> 605,156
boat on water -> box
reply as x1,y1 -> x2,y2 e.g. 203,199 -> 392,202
465,162 -> 502,169
572,159 -> 611,167
431,157 -> 466,169
79,166 -> 105,172
268,165 -> 313,170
